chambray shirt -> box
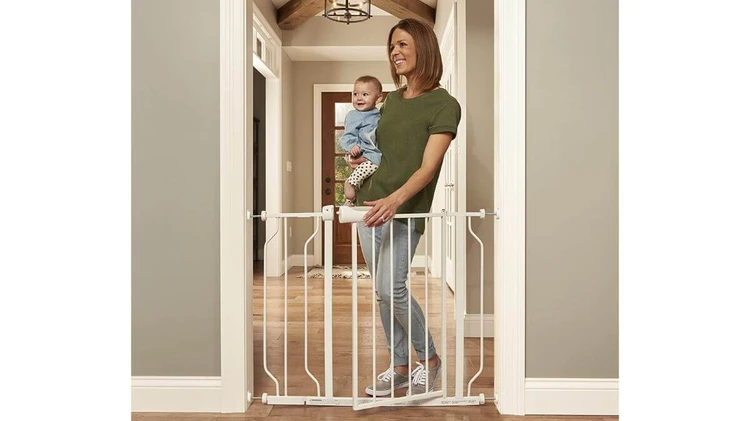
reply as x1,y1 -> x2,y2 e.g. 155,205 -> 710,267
339,108 -> 382,166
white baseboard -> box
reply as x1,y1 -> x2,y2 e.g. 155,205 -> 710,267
287,254 -> 315,268
525,378 -> 618,415
464,314 -> 494,338
412,255 -> 430,268
132,376 -> 222,412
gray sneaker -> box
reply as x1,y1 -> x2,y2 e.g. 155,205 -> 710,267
407,358 -> 442,396
365,367 -> 410,397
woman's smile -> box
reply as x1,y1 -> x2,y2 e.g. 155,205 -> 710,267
390,28 -> 416,76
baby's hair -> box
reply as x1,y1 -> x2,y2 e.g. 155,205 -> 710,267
355,75 -> 383,93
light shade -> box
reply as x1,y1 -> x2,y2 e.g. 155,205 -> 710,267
323,0 -> 372,25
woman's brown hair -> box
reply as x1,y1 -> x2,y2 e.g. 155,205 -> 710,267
387,18 -> 443,93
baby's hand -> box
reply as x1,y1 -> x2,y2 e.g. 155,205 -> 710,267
350,145 -> 362,157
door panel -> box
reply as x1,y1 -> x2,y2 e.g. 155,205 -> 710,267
442,54 -> 457,291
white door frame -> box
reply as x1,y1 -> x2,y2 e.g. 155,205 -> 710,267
312,83 -> 397,266
494,0 -> 526,415
218,0 -> 527,414
219,0 -> 250,412
252,6 -> 284,277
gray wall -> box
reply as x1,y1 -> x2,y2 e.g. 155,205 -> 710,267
253,0 -> 281,39
282,16 -> 399,47
132,0 -> 221,376
526,0 -> 619,378
465,0 -> 495,315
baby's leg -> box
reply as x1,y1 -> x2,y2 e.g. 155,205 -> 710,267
344,161 -> 379,204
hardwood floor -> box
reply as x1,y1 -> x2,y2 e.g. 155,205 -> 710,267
133,265 -> 617,421
251,265 -> 491,398
134,408 -> 616,421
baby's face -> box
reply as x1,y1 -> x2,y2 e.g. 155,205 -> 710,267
352,81 -> 380,112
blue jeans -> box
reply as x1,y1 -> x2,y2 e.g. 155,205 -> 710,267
357,220 -> 437,366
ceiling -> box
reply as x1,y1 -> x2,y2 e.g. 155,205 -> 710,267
270,0 -> 438,16
269,0 -> 440,61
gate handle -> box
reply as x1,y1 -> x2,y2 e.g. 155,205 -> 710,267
338,206 -> 372,223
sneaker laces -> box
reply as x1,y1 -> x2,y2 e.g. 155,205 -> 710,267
376,368 -> 395,383
411,362 -> 428,386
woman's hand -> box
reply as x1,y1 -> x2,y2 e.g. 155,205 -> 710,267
346,154 -> 368,169
363,195 -> 404,227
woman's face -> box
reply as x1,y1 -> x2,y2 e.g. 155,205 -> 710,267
390,28 -> 417,79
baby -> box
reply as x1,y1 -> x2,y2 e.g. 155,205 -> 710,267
340,75 -> 384,206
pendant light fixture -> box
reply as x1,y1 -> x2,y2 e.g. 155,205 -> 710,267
323,0 -> 372,25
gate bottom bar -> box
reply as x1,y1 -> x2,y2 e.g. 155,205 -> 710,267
262,393 -> 485,407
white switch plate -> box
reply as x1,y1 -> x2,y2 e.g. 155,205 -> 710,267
286,161 -> 292,172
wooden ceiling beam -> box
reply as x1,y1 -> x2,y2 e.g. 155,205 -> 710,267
371,0 -> 436,27
278,0 -> 325,30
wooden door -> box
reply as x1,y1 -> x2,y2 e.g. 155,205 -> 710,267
321,92 -> 365,265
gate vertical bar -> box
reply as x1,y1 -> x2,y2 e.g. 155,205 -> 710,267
467,216 -> 485,396
263,217 -> 280,395
304,218 -> 322,396
323,206 -> 334,398
441,210 -> 447,397
351,223 -> 358,406
371,226 -> 376,404
284,217 -> 288,395
455,214 -> 465,397
407,218 -> 413,397
424,218 -> 429,395
389,222 -> 395,398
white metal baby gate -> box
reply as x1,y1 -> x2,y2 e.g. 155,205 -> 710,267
248,205 -> 495,410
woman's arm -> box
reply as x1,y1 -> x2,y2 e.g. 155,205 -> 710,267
363,132 -> 453,227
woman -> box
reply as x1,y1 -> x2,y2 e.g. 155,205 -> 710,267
349,18 -> 461,397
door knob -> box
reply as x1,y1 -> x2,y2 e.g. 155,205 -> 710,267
325,188 -> 332,195
326,177 -> 332,183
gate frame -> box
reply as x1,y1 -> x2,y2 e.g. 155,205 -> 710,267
218,0 -> 526,414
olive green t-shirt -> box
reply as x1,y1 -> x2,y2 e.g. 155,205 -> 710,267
357,87 -> 461,234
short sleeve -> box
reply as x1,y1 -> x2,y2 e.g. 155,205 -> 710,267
378,92 -> 390,115
429,98 -> 461,139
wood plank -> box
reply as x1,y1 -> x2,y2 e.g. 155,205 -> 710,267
278,0 -> 325,30
371,0 -> 436,27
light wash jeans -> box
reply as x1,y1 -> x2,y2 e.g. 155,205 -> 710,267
357,220 -> 437,366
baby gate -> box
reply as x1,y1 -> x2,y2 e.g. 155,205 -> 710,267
248,205 -> 494,410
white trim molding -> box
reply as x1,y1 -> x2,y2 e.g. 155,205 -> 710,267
251,7 -> 283,278
464,314 -> 494,338
494,0 -> 526,415
132,376 -> 222,412
411,255 -> 430,268
287,254 -> 315,268
525,378 -> 619,415
219,0 -> 249,413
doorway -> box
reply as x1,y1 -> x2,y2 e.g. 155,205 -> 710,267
217,0 -> 529,413
313,83 -> 397,267
321,91 -> 365,265
253,68 -> 267,268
